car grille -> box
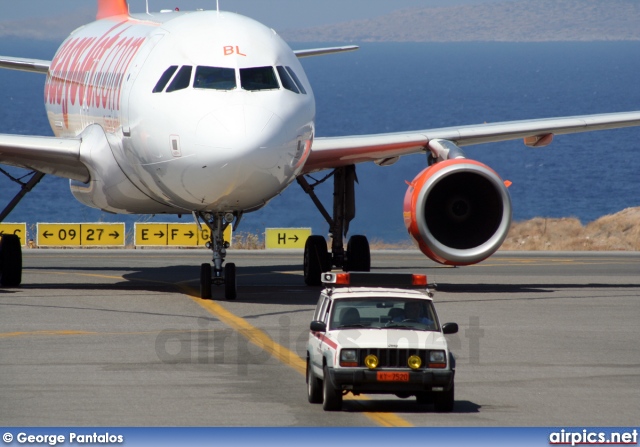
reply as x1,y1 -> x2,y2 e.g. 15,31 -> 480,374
357,348 -> 432,369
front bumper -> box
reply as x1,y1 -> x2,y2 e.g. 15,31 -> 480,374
327,367 -> 454,394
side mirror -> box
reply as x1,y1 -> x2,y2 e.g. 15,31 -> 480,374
310,321 -> 327,332
442,322 -> 458,335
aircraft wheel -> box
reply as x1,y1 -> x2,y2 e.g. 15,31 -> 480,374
304,235 -> 329,286
0,234 -> 22,287
200,263 -> 212,299
345,235 -> 370,272
225,262 -> 237,300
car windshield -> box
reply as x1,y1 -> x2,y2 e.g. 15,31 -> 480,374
329,298 -> 439,331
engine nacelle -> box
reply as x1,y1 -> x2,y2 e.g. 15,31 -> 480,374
403,159 -> 512,265
69,124 -> 179,215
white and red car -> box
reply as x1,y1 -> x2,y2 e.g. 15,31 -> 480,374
306,272 -> 458,411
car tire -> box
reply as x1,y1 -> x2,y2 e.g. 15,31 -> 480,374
415,392 -> 433,405
307,360 -> 322,404
433,382 -> 454,413
322,365 -> 342,411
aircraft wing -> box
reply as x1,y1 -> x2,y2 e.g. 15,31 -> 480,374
303,111 -> 640,172
294,46 -> 359,58
0,134 -> 88,182
0,56 -> 50,74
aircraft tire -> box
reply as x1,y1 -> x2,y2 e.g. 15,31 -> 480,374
0,234 -> 22,287
225,262 -> 237,300
200,263 -> 212,299
304,235 -> 328,286
345,235 -> 370,272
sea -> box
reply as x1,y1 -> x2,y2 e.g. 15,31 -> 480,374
1,39 -> 640,243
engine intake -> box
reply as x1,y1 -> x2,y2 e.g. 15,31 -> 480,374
403,159 -> 512,265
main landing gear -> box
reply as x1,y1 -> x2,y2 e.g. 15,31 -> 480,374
298,165 -> 371,286
0,169 -> 45,288
0,234 -> 22,287
195,211 -> 238,300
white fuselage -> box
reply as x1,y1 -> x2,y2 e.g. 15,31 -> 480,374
44,11 -> 315,215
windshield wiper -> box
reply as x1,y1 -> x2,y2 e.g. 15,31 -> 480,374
337,324 -> 366,329
384,323 -> 414,329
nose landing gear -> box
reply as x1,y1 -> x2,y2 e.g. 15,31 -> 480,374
196,211 -> 238,300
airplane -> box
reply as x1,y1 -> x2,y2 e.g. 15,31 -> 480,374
1,0 -> 640,298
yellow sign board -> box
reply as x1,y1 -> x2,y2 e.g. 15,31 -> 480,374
167,223 -> 199,246
80,223 -> 125,246
37,223 -> 125,247
265,228 -> 311,249
37,224 -> 82,246
135,223 -> 168,246
135,223 -> 231,247
0,223 -> 27,245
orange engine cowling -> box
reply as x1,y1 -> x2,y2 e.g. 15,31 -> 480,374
403,159 -> 512,265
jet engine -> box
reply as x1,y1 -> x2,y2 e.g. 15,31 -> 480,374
403,158 -> 512,265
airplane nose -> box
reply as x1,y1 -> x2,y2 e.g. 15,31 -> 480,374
195,104 -> 283,155
186,103 -> 292,209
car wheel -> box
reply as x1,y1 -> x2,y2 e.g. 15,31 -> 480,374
415,392 -> 433,405
307,360 -> 322,404
433,382 -> 454,412
322,365 -> 342,411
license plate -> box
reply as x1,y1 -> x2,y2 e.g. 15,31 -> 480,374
376,372 -> 409,382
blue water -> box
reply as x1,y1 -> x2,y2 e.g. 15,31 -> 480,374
1,39 -> 640,242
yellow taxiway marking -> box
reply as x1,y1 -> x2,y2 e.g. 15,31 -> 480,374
0,330 -> 97,338
0,329 -> 217,339
180,284 -> 413,427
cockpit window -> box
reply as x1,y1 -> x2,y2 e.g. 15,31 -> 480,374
166,65 -> 192,92
194,66 -> 236,90
240,66 -> 279,91
285,66 -> 307,94
276,66 -> 300,94
153,65 -> 178,93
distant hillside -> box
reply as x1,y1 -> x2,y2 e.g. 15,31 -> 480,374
501,207 -> 640,251
2,1 -> 638,42
283,0 -> 640,42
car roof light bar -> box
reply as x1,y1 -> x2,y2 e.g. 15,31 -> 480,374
321,272 -> 428,288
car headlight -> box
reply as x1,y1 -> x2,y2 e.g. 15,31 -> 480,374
428,350 -> 446,368
340,349 -> 358,367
